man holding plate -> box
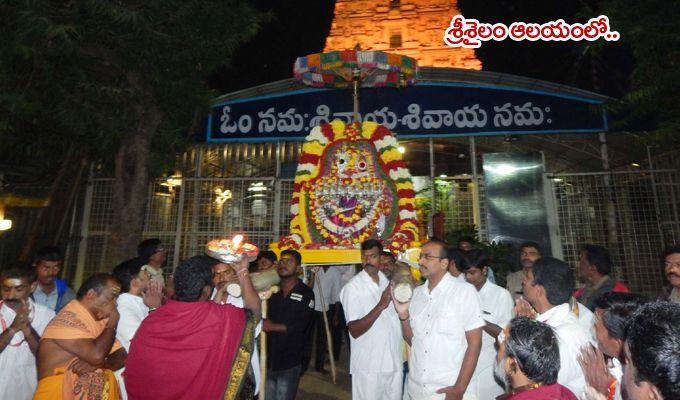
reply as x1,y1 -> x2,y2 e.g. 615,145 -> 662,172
124,237 -> 261,400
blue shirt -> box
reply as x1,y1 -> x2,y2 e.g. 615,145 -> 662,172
32,280 -> 75,311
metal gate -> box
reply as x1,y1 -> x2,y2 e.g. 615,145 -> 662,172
547,170 -> 679,296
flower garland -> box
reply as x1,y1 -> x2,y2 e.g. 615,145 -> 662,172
279,120 -> 419,253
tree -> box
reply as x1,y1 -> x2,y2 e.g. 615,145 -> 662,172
0,0 -> 264,266
599,0 -> 680,145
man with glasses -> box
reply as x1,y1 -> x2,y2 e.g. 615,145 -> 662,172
32,246 -> 75,312
137,238 -> 167,287
394,239 -> 484,400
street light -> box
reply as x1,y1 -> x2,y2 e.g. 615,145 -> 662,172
0,207 -> 11,231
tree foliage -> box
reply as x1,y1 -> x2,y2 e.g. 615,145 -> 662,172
600,0 -> 680,145
0,0 -> 265,264
1,0 -> 263,174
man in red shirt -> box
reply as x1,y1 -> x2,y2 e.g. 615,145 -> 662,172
574,245 -> 629,311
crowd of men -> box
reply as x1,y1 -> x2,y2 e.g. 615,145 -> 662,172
0,237 -> 679,400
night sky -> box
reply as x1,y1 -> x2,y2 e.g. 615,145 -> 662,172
208,0 -> 336,93
209,0 -> 633,99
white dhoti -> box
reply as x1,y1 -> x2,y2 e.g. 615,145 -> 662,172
352,371 -> 403,400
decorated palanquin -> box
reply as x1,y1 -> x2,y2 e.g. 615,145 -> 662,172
276,119 -> 419,262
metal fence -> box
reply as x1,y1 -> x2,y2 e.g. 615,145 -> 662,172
67,169 -> 678,297
74,177 -> 284,283
548,170 -> 679,296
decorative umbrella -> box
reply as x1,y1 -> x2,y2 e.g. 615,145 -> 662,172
293,49 -> 417,121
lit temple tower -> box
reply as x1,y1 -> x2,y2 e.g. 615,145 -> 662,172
324,0 -> 482,69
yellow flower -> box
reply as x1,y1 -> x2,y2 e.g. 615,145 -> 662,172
401,221 -> 418,231
380,148 -> 402,163
302,141 -> 325,156
395,181 -> 413,191
361,121 -> 378,139
398,198 -> 415,207
330,119 -> 346,138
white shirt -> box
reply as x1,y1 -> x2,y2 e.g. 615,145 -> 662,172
115,292 -> 150,400
340,270 -> 402,374
407,273 -> 485,399
477,281 -> 513,370
312,267 -> 341,312
610,357 -> 623,400
574,301 -> 595,339
334,264 -> 356,302
537,303 -> 593,396
0,300 -> 55,400
116,293 -> 149,352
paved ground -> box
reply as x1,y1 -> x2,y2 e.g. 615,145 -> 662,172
296,344 -> 352,400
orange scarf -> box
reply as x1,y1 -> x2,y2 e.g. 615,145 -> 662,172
39,300 -> 121,400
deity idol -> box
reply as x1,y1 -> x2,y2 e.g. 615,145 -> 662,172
279,120 -> 419,253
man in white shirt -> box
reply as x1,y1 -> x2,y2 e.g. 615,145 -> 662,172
112,258 -> 163,399
0,265 -> 55,400
516,256 -> 593,396
340,239 -> 403,400
459,250 -> 513,400
394,239 -> 484,400
309,264 -> 341,374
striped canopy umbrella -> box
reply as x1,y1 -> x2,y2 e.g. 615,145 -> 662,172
293,50 -> 417,88
293,50 -> 418,121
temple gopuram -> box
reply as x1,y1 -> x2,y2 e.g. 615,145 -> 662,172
324,0 -> 481,69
